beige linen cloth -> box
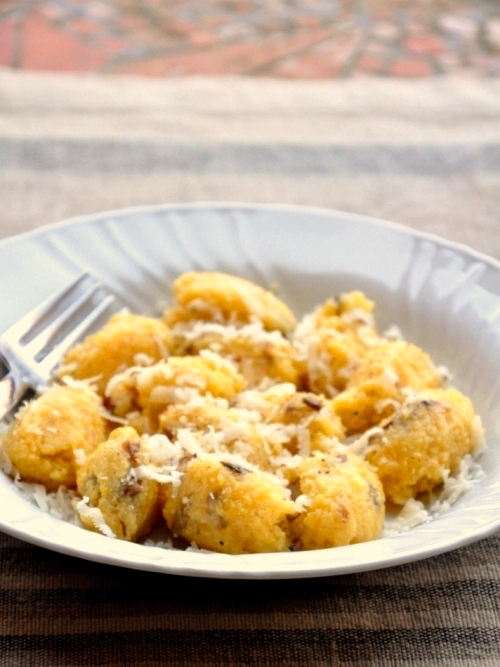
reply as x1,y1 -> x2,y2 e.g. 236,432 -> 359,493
0,69 -> 499,667
1,69 -> 499,257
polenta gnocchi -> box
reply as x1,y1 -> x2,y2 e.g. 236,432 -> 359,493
0,271 -> 485,554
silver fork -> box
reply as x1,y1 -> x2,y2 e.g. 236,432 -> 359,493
0,272 -> 117,421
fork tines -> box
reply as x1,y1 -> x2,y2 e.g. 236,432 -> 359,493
2,272 -> 117,374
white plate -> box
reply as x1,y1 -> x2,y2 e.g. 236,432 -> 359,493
1,202 -> 500,579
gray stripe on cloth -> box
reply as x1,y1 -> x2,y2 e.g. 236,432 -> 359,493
1,138 -> 499,175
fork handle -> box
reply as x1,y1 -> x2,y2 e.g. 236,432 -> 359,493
0,371 -> 28,422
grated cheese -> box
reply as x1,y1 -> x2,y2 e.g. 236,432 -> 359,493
0,279 -> 489,555
73,448 -> 87,466
348,427 -> 385,456
76,497 -> 115,538
294,494 -> 312,513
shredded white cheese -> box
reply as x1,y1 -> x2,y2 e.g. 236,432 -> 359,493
75,497 -> 115,538
294,494 -> 312,513
348,427 -> 385,456
73,448 -> 87,466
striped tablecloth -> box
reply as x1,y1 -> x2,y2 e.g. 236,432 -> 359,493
1,70 -> 500,667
